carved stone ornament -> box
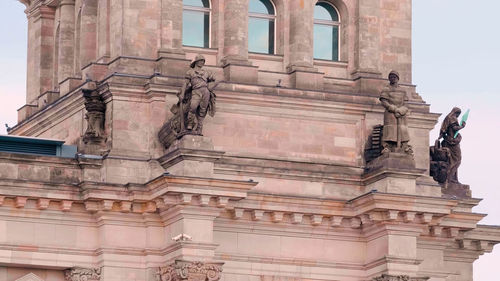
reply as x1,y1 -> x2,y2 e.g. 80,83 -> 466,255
64,267 -> 101,281
156,260 -> 223,281
158,54 -> 221,149
82,82 -> 106,144
372,274 -> 429,281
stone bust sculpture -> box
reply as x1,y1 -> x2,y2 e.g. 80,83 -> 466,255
379,70 -> 413,155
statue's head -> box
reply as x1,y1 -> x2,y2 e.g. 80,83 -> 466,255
452,107 -> 461,117
190,54 -> 206,68
388,70 -> 400,85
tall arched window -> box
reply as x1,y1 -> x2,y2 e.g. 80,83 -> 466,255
248,0 -> 275,54
183,0 -> 211,48
314,2 -> 340,61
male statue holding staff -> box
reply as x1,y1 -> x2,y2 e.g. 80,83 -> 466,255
379,70 -> 413,155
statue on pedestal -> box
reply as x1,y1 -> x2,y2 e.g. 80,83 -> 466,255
430,107 -> 467,184
379,70 -> 413,155
159,54 -> 220,149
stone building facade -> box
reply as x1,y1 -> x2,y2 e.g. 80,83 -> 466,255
1,0 -> 499,280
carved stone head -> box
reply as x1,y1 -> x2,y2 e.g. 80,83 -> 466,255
190,54 -> 206,68
388,70 -> 400,86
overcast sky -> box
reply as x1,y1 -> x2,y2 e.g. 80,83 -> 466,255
1,0 -> 499,280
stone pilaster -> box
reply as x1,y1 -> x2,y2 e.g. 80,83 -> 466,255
58,0 -> 76,83
25,4 -> 56,105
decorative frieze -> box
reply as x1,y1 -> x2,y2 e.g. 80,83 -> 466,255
156,260 -> 223,281
372,274 -> 429,281
64,267 -> 101,281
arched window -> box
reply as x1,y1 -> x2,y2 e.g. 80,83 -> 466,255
183,0 -> 211,48
248,0 -> 275,54
314,2 -> 340,61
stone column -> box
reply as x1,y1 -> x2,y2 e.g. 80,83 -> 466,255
288,0 -> 314,69
96,0 -> 110,62
157,0 -> 189,76
58,0 -> 76,84
286,0 -> 323,90
222,0 -> 248,63
221,0 -> 257,83
79,0 -> 98,70
25,5 -> 56,105
352,0 -> 381,79
160,0 -> 183,55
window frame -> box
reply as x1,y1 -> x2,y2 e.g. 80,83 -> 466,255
248,0 -> 277,55
182,0 -> 212,49
313,1 -> 341,61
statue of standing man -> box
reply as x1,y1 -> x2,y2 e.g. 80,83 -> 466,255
171,54 -> 219,135
380,71 -> 413,155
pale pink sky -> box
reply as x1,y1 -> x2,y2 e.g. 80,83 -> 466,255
0,0 -> 499,280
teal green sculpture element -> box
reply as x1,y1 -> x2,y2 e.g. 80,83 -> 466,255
454,109 -> 470,138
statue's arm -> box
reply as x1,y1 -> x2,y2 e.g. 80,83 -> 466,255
380,97 -> 397,113
452,121 -> 465,132
179,77 -> 190,100
208,71 -> 216,82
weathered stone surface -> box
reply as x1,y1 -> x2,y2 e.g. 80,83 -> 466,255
2,1 -> 499,281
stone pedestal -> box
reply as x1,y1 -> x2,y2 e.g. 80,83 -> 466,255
158,50 -> 190,77
288,65 -> 324,90
441,182 -> 471,199
159,135 -> 224,177
364,152 -> 424,195
222,61 -> 258,84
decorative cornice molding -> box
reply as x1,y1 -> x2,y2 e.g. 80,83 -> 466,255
64,267 -> 101,281
156,260 -> 223,281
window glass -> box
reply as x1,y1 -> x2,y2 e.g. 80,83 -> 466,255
314,25 -> 338,60
314,3 -> 338,21
249,17 -> 274,54
249,0 -> 274,14
248,0 -> 275,54
183,0 -> 209,8
183,0 -> 210,48
314,2 -> 340,61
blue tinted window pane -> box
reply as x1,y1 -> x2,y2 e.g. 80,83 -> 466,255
184,0 -> 209,8
183,10 -> 209,48
314,24 -> 338,61
249,18 -> 274,54
314,3 -> 338,21
249,0 -> 274,14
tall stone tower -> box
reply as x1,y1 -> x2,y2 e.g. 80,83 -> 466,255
1,0 -> 499,280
